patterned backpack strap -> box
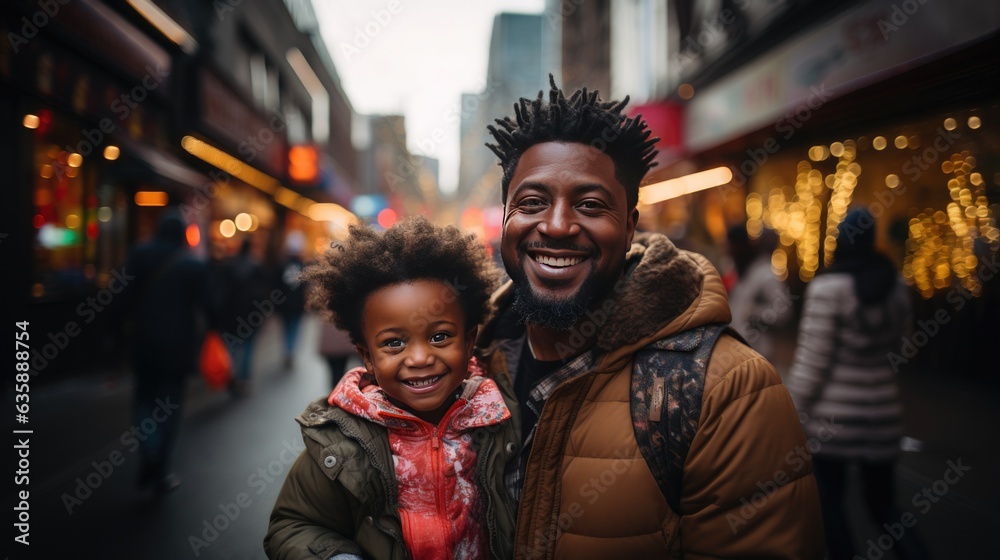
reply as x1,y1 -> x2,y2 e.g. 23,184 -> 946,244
631,323 -> 733,514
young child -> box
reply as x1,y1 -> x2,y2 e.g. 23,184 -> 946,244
265,217 -> 517,560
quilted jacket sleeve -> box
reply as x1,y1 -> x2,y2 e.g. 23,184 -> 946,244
677,336 -> 825,559
786,278 -> 840,411
264,450 -> 363,560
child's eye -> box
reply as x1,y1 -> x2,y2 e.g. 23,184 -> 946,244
429,332 -> 451,343
382,338 -> 405,349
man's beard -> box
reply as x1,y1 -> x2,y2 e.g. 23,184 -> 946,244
504,255 -> 607,330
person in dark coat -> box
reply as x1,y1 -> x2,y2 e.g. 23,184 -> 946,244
121,209 -> 207,493
275,231 -> 307,370
214,237 -> 267,395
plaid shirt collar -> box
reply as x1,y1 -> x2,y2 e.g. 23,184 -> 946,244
501,332 -> 600,503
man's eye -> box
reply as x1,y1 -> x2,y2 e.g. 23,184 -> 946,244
519,197 -> 546,207
579,199 -> 604,209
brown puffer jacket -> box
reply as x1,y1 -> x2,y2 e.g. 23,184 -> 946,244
477,232 -> 825,559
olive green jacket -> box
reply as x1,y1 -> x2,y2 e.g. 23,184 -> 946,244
264,396 -> 519,560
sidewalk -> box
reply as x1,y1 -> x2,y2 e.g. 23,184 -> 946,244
770,327 -> 997,558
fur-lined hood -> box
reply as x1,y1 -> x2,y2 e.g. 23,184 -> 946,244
478,231 -> 732,365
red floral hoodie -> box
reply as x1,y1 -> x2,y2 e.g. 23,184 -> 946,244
329,357 -> 510,560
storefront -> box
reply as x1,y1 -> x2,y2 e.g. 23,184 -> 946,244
644,0 -> 1000,376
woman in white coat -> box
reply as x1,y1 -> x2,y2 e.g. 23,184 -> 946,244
788,207 -> 929,560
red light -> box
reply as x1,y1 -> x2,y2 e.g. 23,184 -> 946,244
86,222 -> 98,240
377,208 -> 398,229
288,145 -> 319,183
33,214 -> 45,228
185,224 -> 201,247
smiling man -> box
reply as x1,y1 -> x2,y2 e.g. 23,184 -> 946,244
478,77 -> 825,559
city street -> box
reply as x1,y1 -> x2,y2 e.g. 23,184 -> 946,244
7,318 -> 996,558
14,315 -> 354,559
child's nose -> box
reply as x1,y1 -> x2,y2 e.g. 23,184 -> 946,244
404,343 -> 435,368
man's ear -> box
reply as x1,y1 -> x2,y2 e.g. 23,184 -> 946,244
627,207 -> 639,248
355,344 -> 373,372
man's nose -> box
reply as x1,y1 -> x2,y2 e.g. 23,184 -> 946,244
536,201 -> 580,238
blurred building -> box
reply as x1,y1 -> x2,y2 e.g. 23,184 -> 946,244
1,0 -> 357,375
606,0 -> 1000,377
354,113 -> 439,224
457,12 -> 554,229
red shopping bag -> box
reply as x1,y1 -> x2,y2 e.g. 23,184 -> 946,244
199,331 -> 232,390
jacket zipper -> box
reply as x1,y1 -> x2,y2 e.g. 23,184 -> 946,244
476,430 -> 500,559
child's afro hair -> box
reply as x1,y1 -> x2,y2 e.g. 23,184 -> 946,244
302,216 -> 499,344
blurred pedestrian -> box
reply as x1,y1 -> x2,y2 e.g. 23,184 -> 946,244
275,231 -> 307,370
726,225 -> 793,364
317,320 -> 354,390
121,209 -> 207,493
787,207 -> 929,560
214,237 -> 267,396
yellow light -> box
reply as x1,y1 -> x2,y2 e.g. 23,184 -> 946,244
181,135 -> 280,195
127,0 -> 198,54
235,212 -> 253,231
829,142 -> 845,157
944,118 -> 957,131
66,214 -> 80,229
968,116 -> 982,129
808,146 -> 829,161
639,166 -> 733,204
894,135 -> 908,149
23,114 -> 40,129
65,166 -> 79,178
40,164 -> 54,179
67,153 -> 83,167
677,83 -> 695,100
104,146 -> 120,160
219,219 -> 236,238
872,136 -> 887,150
886,174 -> 900,189
134,191 -> 169,206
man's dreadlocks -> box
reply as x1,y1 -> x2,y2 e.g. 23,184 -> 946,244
486,75 -> 659,210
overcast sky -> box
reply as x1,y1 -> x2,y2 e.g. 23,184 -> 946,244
312,0 -> 546,196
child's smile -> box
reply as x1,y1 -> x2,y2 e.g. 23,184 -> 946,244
357,279 -> 477,425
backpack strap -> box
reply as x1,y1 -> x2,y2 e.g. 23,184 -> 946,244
631,323 -> 737,514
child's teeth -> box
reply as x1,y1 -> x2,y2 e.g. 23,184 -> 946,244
409,376 -> 440,387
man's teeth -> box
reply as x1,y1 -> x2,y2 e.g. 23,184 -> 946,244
534,255 -> 583,267
406,375 -> 442,387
